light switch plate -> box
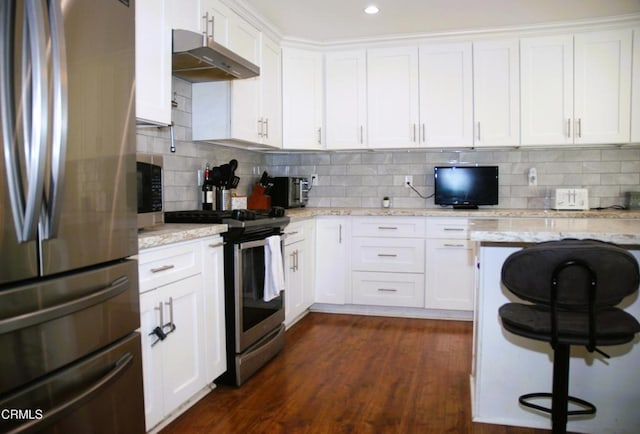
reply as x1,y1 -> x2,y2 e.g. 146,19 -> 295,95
553,188 -> 589,211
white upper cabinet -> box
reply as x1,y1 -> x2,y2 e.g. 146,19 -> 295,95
135,0 -> 172,126
229,33 -> 282,147
472,39 -> 520,147
574,29 -> 632,144
165,0 -> 202,33
201,0 -> 230,45
193,33 -> 282,148
282,47 -> 324,150
419,42 -> 473,148
257,35 -> 283,147
521,29 -> 632,145
227,14 -> 261,65
633,28 -> 640,143
520,34 -> 573,145
367,46 -> 420,148
325,50 -> 368,149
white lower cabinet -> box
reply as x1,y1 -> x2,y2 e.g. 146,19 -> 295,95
425,218 -> 475,311
351,217 -> 426,308
425,239 -> 475,310
138,236 -> 225,431
315,217 -> 350,304
352,271 -> 425,307
284,219 -> 315,327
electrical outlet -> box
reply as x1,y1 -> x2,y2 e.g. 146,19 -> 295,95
404,175 -> 413,188
528,168 -> 537,186
311,174 -> 319,186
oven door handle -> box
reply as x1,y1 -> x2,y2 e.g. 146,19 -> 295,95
239,234 -> 285,251
239,239 -> 267,250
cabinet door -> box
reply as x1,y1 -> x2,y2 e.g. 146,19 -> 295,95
573,29 -> 632,144
282,48 -> 324,149
165,0 -> 202,33
367,46 -> 419,148
227,15 -> 260,65
473,39 -> 520,147
161,274 -> 207,415
419,42 -> 473,148
325,50 -> 368,149
284,241 -> 304,327
315,217 -> 349,304
260,35 -> 283,147
425,239 -> 475,310
201,238 -> 226,382
135,0 -> 171,125
633,28 -> 640,143
201,0 -> 230,46
140,290 -> 165,431
520,34 -> 574,145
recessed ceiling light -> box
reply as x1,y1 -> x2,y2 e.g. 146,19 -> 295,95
364,5 -> 379,15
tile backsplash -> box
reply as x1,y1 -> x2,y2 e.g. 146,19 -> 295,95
137,78 -> 640,211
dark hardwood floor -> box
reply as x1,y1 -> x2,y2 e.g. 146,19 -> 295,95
161,313 -> 549,433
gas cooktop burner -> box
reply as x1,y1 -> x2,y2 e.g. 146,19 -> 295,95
164,209 -> 290,230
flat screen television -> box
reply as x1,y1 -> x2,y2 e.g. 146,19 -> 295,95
434,166 -> 499,209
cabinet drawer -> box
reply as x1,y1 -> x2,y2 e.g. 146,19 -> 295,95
426,217 -> 469,239
284,220 -> 308,245
352,272 -> 424,307
138,240 -> 202,293
352,238 -> 424,273
352,217 -> 425,238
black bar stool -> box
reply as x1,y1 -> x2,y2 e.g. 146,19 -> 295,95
499,239 -> 640,434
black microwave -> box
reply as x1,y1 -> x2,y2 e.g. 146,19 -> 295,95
137,154 -> 163,228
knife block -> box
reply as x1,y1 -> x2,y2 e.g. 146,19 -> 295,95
248,184 -> 271,210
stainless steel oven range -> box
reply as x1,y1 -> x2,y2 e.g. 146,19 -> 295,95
164,210 -> 290,386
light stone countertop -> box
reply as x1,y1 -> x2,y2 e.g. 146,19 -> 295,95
469,217 -> 640,245
137,207 -> 640,250
138,223 -> 227,250
284,207 -> 640,221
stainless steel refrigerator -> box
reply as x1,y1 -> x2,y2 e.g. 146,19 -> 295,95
0,1 -> 144,432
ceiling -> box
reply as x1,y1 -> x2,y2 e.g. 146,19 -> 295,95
240,0 -> 640,42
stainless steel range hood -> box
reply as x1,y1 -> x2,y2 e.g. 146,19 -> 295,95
172,29 -> 260,82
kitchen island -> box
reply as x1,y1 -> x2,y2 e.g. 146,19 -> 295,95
469,217 -> 640,434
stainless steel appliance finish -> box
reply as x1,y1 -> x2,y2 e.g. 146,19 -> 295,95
0,1 -> 143,432
137,153 -> 164,229
172,29 -> 260,82
270,176 -> 309,209
165,210 -> 289,386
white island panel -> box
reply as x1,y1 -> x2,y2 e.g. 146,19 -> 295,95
472,236 -> 640,433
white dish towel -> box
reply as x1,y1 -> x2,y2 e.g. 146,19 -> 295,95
263,235 -> 285,302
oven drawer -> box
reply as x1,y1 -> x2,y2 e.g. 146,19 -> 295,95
137,240 -> 202,293
351,238 -> 425,273
352,272 -> 425,307
352,217 -> 425,238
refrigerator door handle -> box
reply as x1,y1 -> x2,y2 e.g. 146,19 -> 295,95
0,2 -> 48,244
0,276 -> 129,335
42,0 -> 69,240
8,352 -> 134,433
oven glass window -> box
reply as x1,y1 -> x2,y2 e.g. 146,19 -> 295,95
241,246 -> 282,332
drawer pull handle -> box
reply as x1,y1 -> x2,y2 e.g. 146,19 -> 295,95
287,231 -> 299,236
444,243 -> 465,248
378,226 -> 398,230
150,264 -> 175,273
444,228 -> 465,231
208,242 -> 224,248
377,253 -> 398,257
378,288 -> 398,292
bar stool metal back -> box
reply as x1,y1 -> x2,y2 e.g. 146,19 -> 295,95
499,239 -> 640,434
